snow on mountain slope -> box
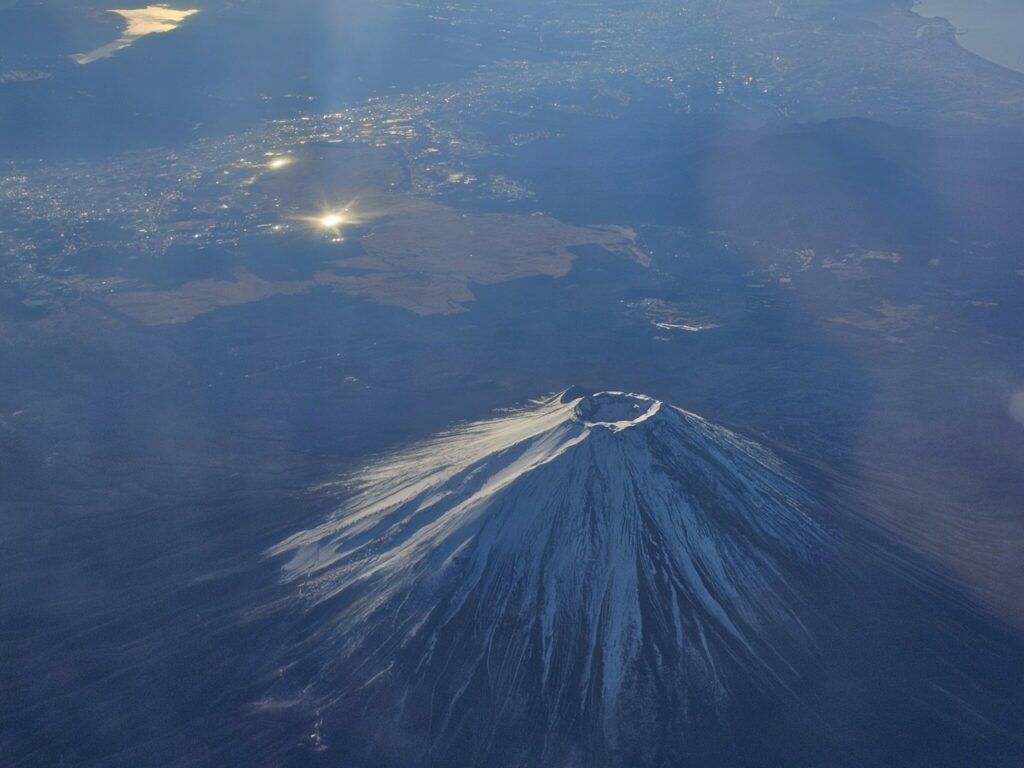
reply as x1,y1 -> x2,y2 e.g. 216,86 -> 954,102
270,389 -> 833,764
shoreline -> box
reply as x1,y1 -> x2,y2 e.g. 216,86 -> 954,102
913,0 -> 1024,74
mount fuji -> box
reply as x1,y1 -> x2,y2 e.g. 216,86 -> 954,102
268,389 -> 838,766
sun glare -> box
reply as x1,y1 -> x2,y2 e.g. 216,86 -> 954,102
267,156 -> 292,170
289,201 -> 366,237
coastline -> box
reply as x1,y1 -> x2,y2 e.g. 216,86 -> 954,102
913,0 -> 1024,74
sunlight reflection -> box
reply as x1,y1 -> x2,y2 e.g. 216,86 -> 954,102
73,6 -> 199,65
291,201 -> 366,234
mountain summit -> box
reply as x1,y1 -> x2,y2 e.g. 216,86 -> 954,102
271,390 -> 831,765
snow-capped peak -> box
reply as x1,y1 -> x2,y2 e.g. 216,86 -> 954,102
270,389 -> 831,763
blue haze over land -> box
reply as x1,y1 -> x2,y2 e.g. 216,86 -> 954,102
1,1 -> 1024,767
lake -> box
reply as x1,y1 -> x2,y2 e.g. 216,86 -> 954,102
73,6 -> 198,65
